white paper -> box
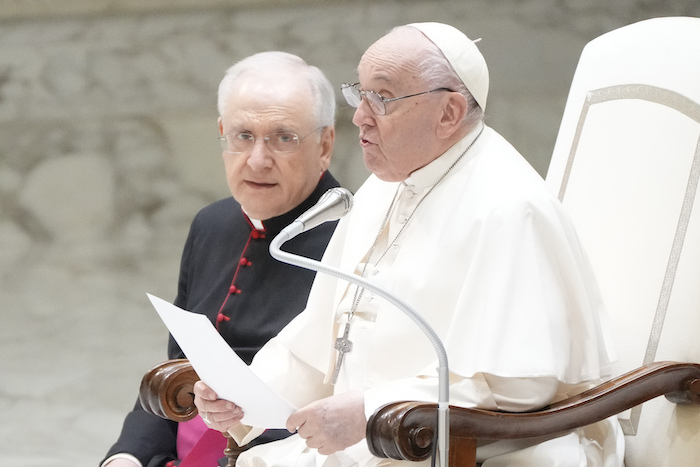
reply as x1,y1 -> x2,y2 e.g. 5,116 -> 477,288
147,293 -> 296,429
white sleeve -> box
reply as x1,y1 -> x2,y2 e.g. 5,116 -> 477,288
231,337 -> 333,445
250,337 -> 332,409
101,453 -> 143,467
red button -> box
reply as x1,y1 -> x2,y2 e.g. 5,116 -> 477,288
217,313 -> 230,323
229,285 -> 238,294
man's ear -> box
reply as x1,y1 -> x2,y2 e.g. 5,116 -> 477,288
318,126 -> 335,172
436,93 -> 468,139
218,117 -> 224,136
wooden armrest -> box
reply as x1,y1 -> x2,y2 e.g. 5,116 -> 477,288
138,359 -> 254,467
367,361 -> 700,463
139,359 -> 200,421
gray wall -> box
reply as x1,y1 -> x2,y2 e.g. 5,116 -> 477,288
1,1 -> 698,465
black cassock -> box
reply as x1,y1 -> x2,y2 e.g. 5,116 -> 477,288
104,171 -> 340,467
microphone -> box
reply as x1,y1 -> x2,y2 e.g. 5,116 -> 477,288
269,192 -> 450,467
278,187 -> 354,242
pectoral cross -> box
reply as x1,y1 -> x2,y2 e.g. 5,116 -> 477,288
330,321 -> 353,385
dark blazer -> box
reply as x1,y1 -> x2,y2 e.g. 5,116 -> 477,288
104,171 -> 341,467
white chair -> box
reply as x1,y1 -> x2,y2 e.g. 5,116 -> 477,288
545,15 -> 700,466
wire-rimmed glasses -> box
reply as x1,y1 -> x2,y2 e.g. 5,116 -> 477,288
219,127 -> 322,154
341,83 -> 452,116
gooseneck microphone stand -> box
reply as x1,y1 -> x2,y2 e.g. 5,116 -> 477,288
269,188 -> 450,467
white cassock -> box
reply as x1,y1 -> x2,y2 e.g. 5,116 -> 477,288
230,123 -> 625,466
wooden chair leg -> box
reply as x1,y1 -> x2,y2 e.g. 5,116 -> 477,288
223,433 -> 247,467
449,436 -> 477,467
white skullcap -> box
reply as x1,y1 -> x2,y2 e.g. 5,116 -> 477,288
408,22 -> 489,111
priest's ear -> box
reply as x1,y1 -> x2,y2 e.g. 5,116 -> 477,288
317,125 -> 335,172
436,92 -> 469,139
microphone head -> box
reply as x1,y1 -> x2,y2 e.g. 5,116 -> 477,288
278,187 -> 354,242
320,187 -> 353,219
296,187 -> 353,234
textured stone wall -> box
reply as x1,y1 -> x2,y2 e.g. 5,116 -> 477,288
1,1 -> 698,268
1,1 -> 698,465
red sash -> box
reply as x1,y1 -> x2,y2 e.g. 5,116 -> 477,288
176,417 -> 227,467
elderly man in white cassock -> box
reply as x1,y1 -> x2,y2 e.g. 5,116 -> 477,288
194,22 -> 625,466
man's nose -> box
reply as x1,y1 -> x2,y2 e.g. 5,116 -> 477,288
352,98 -> 375,127
246,139 -> 274,170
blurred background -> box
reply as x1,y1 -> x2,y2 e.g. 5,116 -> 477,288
0,1 -> 698,465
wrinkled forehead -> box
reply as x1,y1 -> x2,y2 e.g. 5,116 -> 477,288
357,28 -> 430,88
220,74 -> 316,130
220,70 -> 313,122
233,69 -> 312,99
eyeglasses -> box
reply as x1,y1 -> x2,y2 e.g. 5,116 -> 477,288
341,83 -> 452,116
218,127 -> 322,154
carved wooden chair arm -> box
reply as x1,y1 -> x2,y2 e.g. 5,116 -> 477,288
138,359 -> 248,467
367,361 -> 700,464
139,359 -> 200,422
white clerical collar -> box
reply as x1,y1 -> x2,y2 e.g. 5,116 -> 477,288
247,215 -> 264,230
404,121 -> 484,189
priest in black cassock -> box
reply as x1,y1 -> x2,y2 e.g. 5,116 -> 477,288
101,51 -> 343,467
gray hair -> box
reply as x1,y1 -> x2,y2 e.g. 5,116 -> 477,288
393,26 -> 485,128
217,51 -> 335,128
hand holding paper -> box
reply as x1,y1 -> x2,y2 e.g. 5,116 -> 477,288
147,293 -> 296,429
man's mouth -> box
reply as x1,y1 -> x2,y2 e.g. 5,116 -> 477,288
359,134 -> 373,146
246,180 -> 276,189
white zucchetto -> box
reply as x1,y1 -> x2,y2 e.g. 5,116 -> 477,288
408,22 -> 490,111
